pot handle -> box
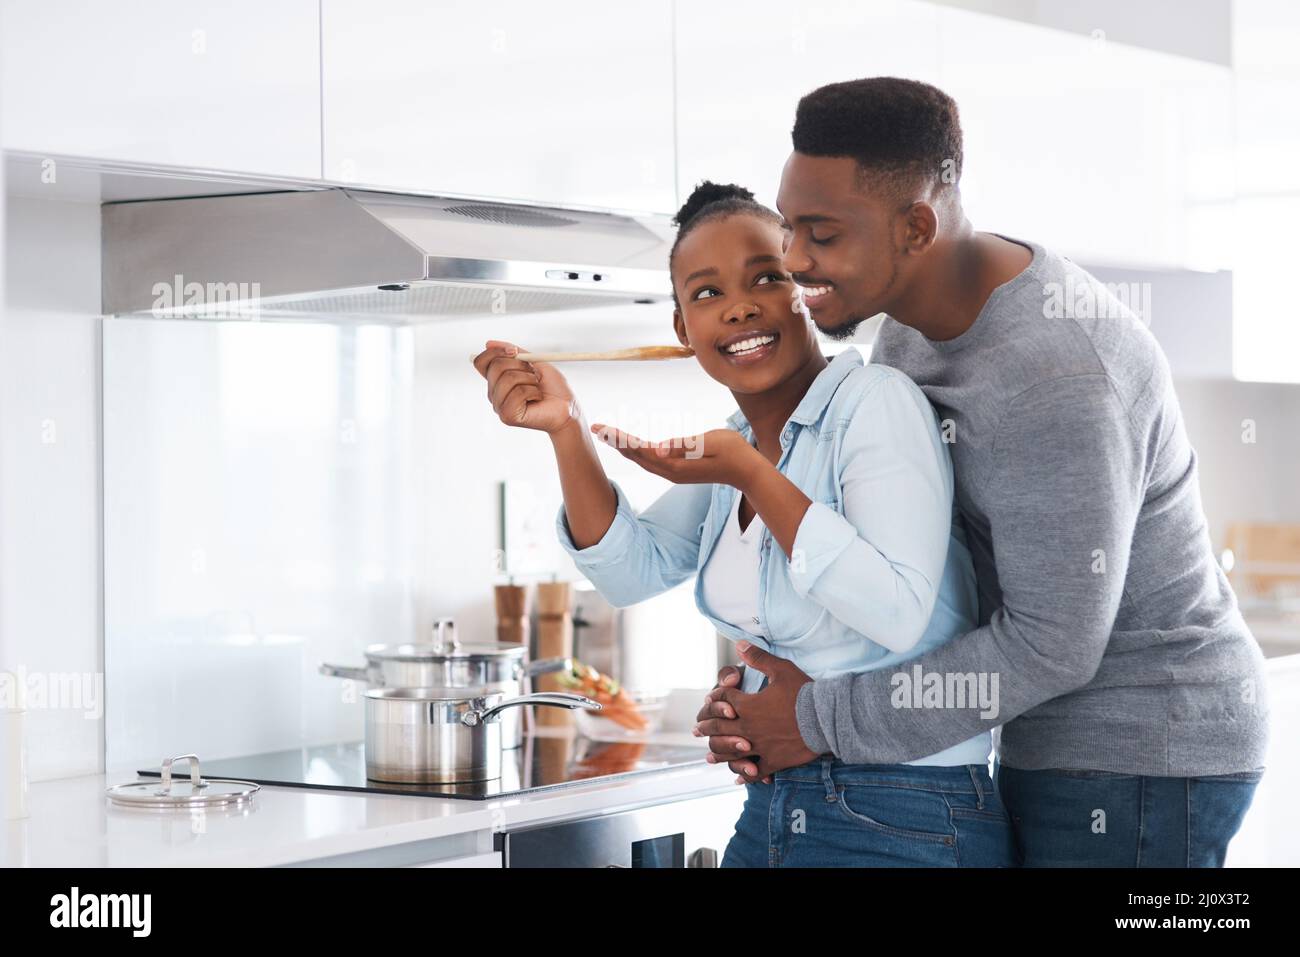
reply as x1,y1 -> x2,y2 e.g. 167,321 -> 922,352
318,662 -> 371,681
525,656 -> 573,677
465,692 -> 601,726
160,754 -> 203,794
431,617 -> 459,652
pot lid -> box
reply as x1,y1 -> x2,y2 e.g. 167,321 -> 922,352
106,754 -> 260,809
366,617 -> 526,662
366,641 -> 527,662
364,685 -> 500,702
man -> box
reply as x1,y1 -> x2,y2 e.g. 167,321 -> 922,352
694,77 -> 1269,866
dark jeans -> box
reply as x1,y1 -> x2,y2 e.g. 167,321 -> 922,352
720,756 -> 1017,867
993,759 -> 1264,867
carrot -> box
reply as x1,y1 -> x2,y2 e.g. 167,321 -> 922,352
557,659 -> 648,730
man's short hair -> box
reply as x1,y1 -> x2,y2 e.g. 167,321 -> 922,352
792,77 -> 963,204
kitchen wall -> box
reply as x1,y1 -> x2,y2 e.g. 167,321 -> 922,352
0,194 -> 103,781
1174,377 -> 1300,550
409,309 -> 814,694
101,317 -> 420,770
96,301 -> 816,769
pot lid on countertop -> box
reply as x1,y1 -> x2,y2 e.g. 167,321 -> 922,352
106,754 -> 260,810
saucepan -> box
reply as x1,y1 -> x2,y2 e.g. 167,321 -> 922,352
320,618 -> 570,749
364,686 -> 601,784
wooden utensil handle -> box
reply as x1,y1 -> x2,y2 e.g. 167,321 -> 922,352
515,345 -> 695,362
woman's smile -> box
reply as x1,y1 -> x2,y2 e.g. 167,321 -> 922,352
718,330 -> 781,365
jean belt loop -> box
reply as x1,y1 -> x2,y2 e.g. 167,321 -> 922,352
820,755 -> 837,802
967,764 -> 985,809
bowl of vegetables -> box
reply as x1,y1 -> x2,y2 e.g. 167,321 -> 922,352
558,661 -> 666,739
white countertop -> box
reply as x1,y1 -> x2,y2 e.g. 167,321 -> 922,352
2,749 -> 740,868
12,655 -> 1295,868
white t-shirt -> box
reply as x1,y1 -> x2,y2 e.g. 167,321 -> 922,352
700,488 -> 767,640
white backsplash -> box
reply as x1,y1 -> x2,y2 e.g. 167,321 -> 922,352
97,301 -> 766,770
102,318 -> 417,769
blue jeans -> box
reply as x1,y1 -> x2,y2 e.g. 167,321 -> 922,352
720,756 -> 1016,867
993,759 -> 1264,867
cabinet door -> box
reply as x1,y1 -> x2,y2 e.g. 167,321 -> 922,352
0,0 -> 321,178
322,0 -> 676,213
1230,0 -> 1300,382
675,0 -> 943,211
936,6 -> 1232,271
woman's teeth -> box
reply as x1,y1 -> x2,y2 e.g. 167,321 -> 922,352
724,335 -> 776,355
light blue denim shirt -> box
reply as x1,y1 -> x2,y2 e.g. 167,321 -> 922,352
555,347 -> 991,766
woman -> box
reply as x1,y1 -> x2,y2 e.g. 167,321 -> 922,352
471,182 -> 1014,867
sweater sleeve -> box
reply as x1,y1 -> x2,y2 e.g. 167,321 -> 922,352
795,374 -> 1144,762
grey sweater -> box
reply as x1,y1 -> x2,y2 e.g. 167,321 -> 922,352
794,236 -> 1270,776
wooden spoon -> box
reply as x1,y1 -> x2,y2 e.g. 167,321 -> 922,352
514,345 -> 695,362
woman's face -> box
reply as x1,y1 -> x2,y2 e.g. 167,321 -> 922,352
671,214 -> 821,396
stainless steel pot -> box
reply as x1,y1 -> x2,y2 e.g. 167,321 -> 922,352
364,687 -> 601,784
319,618 -> 570,749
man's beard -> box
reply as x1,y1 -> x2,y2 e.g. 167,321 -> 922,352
819,313 -> 869,342
817,255 -> 898,342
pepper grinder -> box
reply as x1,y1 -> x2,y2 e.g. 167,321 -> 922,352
534,578 -> 575,728
494,577 -> 530,648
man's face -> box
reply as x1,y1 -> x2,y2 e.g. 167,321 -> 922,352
775,152 -> 908,340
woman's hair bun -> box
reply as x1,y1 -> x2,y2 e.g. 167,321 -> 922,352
672,180 -> 756,228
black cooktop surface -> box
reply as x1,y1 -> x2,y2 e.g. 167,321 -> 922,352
138,731 -> 708,800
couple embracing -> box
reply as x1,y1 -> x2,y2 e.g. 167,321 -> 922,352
472,77 -> 1269,868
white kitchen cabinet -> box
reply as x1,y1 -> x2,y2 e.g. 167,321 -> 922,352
0,0 -> 322,179
675,0 -> 943,211
1081,263 -> 1234,379
321,0 -> 676,213
676,1 -> 1232,271
1227,0 -> 1300,383
676,1 -> 1232,270
936,5 -> 1233,272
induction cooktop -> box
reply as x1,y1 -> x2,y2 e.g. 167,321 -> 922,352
137,729 -> 709,800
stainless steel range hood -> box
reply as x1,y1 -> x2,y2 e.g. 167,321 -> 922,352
101,188 -> 675,321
